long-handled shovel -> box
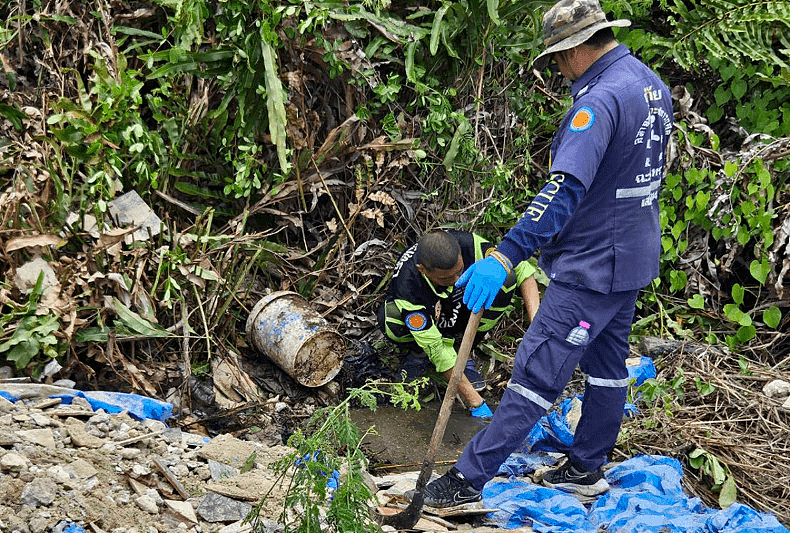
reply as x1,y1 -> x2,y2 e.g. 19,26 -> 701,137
377,310 -> 482,530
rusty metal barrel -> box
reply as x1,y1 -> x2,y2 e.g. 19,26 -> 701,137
245,291 -> 345,387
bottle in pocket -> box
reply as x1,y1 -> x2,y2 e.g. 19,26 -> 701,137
566,320 -> 590,345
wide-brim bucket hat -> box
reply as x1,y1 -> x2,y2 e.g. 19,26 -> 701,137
533,0 -> 630,70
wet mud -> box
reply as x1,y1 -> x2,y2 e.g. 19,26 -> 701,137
350,401 -> 496,475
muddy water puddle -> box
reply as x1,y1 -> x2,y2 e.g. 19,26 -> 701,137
350,401 -> 497,474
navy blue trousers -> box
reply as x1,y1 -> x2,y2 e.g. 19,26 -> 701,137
456,280 -> 639,490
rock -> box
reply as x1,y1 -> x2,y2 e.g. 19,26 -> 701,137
64,458 -> 98,480
0,396 -> 13,412
107,190 -> 162,244
1,452 -> 30,472
217,521 -> 253,533
135,494 -> 160,514
763,379 -> 790,399
29,412 -> 53,427
208,459 -> 239,481
162,427 -> 183,444
0,428 -> 20,446
119,447 -> 143,460
64,419 -> 105,448
164,499 -> 199,524
0,392 -> 294,532
28,511 -> 51,533
17,429 -> 57,449
47,465 -> 71,484
196,492 -> 252,523
131,464 -> 151,477
206,469 -> 286,501
13,257 -> 59,296
20,477 -> 59,507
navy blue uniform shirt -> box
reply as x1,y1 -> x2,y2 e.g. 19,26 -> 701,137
500,45 -> 673,293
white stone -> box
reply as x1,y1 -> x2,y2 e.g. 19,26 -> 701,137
47,465 -> 71,484
119,447 -> 143,460
144,488 -> 164,507
164,499 -> 199,524
29,412 -> 52,427
135,494 -> 159,514
107,190 -> 162,244
171,463 -> 190,477
217,521 -> 253,533
18,429 -> 56,449
65,458 -> 98,479
143,419 -> 167,433
1,452 -> 30,471
0,396 -> 13,412
763,379 -> 790,399
13,257 -> 59,295
131,464 -> 150,477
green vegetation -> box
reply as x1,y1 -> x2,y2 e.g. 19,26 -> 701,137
248,379 -> 424,533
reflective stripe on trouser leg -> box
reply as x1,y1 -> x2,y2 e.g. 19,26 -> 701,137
455,281 -> 639,488
571,290 -> 638,471
455,386 -> 550,490
456,281 -> 592,489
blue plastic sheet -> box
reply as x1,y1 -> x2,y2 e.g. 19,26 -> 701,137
483,455 -> 789,533
0,384 -> 172,421
482,356 -> 787,533
56,390 -> 172,421
53,521 -> 88,533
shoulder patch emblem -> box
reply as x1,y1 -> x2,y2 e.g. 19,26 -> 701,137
569,106 -> 595,132
405,311 -> 429,331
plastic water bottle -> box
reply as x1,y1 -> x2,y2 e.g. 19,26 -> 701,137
566,320 -> 590,345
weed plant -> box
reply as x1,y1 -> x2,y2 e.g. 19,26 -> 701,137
247,379 -> 426,533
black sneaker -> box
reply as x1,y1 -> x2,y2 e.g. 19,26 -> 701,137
421,467 -> 482,508
542,460 -> 610,497
464,358 -> 486,391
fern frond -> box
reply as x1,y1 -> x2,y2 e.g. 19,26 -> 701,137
667,0 -> 790,85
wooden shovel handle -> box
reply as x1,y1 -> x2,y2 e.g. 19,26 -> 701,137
378,310 -> 482,530
414,309 -> 482,491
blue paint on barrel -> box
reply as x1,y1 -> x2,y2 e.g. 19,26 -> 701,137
245,291 -> 345,387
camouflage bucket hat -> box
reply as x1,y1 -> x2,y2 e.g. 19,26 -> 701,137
533,0 -> 630,69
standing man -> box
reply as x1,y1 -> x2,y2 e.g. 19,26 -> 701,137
419,0 -> 673,505
379,229 -> 540,418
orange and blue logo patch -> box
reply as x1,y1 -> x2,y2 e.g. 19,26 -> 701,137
569,106 -> 594,132
405,311 -> 428,331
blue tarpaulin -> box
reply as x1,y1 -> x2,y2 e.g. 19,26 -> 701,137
480,358 -> 789,533
483,456 -> 788,533
0,384 -> 172,421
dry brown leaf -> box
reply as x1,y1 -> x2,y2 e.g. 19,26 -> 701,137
360,208 -> 385,227
98,227 -> 137,248
368,190 -> 396,207
177,264 -> 206,289
4,234 -> 63,253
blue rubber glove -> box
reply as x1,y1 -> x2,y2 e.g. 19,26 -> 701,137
470,401 -> 493,419
456,256 -> 507,313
